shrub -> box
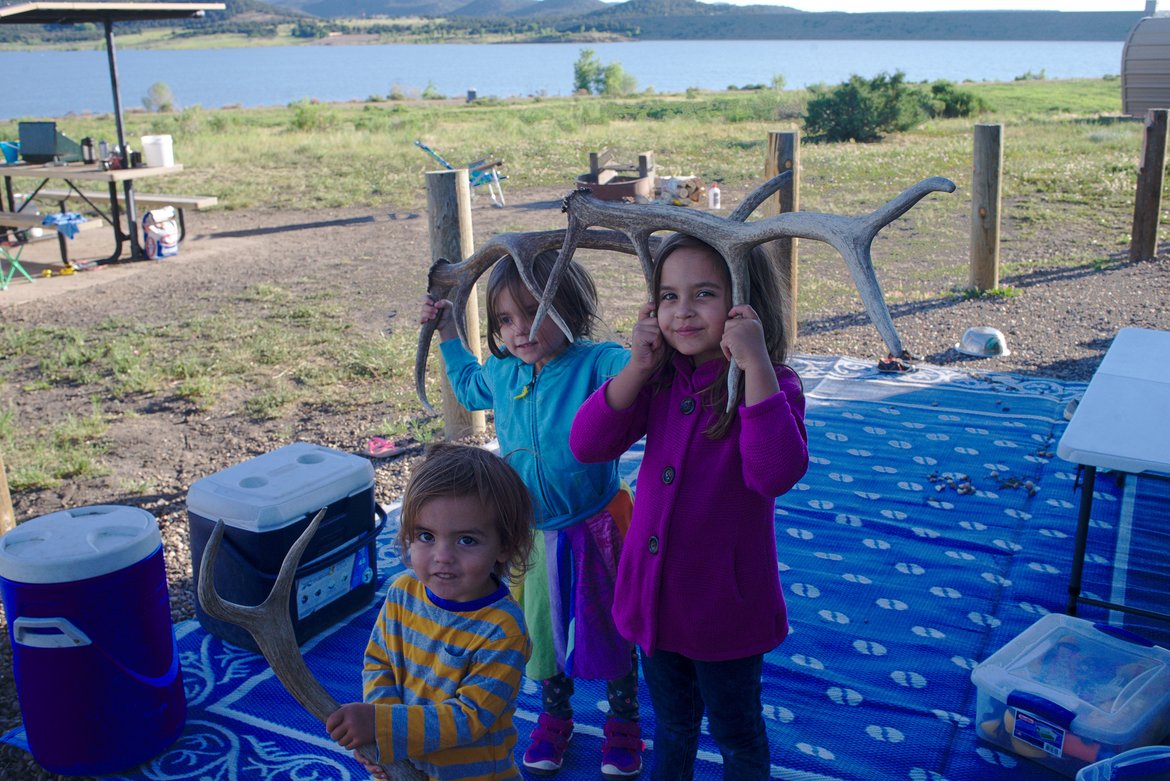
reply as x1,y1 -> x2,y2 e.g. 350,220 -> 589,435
803,71 -> 985,142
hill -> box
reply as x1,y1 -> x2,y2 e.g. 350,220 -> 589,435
268,0 -> 1145,41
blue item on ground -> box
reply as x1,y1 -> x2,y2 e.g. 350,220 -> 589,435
40,211 -> 87,239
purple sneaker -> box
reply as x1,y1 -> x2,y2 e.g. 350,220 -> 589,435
523,712 -> 573,776
601,717 -> 643,779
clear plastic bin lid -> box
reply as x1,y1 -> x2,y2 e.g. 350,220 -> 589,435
1075,745 -> 1170,781
972,614 -> 1170,745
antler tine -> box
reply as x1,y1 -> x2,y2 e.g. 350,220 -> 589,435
728,170 -> 792,223
198,511 -> 427,780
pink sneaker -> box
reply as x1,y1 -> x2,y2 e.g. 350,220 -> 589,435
601,717 -> 643,779
523,712 -> 573,776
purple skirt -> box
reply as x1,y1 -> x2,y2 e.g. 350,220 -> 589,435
520,490 -> 633,681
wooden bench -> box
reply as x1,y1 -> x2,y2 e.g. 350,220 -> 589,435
1,210 -> 103,267
31,189 -> 218,243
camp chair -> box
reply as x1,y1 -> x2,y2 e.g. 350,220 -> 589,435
414,140 -> 506,207
1,228 -> 37,290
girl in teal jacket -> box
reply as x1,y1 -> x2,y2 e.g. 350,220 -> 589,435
421,251 -> 642,779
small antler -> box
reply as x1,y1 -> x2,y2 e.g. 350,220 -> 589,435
197,510 -> 426,781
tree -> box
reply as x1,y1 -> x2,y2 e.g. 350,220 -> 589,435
142,81 -> 176,113
574,48 -> 603,94
601,62 -> 636,96
573,48 -> 636,96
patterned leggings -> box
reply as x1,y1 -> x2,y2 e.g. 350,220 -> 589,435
540,650 -> 640,722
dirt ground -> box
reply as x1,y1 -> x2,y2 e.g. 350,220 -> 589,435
2,182 -> 1169,779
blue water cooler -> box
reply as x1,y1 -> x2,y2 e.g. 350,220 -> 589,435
0,505 -> 186,775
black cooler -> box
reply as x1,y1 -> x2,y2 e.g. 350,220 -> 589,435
187,442 -> 384,651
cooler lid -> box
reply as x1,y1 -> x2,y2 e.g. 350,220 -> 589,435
0,505 -> 161,584
186,442 -> 375,533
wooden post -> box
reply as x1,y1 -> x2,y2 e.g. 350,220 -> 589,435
425,168 -> 486,441
0,455 -> 15,535
1130,108 -> 1168,261
763,131 -> 800,342
971,123 -> 1003,291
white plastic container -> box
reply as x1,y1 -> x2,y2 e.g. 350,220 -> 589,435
971,613 -> 1170,778
707,182 -> 721,210
1076,745 -> 1170,781
140,134 -> 174,167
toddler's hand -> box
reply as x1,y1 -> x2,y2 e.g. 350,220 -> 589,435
326,702 -> 376,751
420,294 -> 449,325
721,305 -> 769,373
420,294 -> 457,341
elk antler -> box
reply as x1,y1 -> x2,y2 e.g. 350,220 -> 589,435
197,510 -> 426,781
414,174 -> 796,414
539,175 -> 956,408
416,228 -> 655,414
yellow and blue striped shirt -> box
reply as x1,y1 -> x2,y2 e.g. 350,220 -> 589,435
364,571 -> 531,780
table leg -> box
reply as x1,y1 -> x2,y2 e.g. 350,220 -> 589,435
1066,464 -> 1096,616
123,180 -> 142,259
104,180 -> 127,263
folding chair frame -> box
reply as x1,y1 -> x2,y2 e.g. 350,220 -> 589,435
1,231 -> 36,290
415,140 -> 506,207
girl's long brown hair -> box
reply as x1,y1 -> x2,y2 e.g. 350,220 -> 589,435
650,233 -> 792,439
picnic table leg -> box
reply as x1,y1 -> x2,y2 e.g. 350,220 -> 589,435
102,180 -> 127,264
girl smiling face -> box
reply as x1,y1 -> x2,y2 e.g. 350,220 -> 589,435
493,285 -> 568,373
655,245 -> 732,366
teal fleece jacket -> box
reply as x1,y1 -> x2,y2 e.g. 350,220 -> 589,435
439,338 -> 630,531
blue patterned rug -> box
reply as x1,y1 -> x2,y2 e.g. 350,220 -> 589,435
3,355 -> 1168,780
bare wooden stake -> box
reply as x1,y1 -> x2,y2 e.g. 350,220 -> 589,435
764,131 -> 800,342
971,123 -> 1004,291
0,455 -> 15,535
1130,108 -> 1168,261
425,168 -> 486,441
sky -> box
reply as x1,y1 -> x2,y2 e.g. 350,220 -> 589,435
711,2 -> 1149,10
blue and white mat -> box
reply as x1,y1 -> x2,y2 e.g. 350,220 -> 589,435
3,355 -> 1167,780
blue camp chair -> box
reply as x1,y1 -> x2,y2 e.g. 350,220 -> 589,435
415,140 -> 506,207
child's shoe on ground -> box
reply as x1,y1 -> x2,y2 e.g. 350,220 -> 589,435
600,716 -> 643,779
523,712 -> 573,776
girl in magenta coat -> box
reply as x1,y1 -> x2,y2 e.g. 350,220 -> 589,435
570,234 -> 808,780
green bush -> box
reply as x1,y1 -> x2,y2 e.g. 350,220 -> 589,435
804,71 -> 985,142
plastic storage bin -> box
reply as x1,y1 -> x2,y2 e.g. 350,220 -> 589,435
0,505 -> 185,775
188,442 -> 383,651
972,613 -> 1170,778
1076,745 -> 1170,781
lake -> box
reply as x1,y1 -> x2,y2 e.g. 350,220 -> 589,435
1,39 -> 1123,120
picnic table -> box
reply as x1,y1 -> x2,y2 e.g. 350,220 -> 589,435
1,161 -> 214,266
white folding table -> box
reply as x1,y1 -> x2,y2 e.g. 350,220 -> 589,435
1056,327 -> 1170,622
